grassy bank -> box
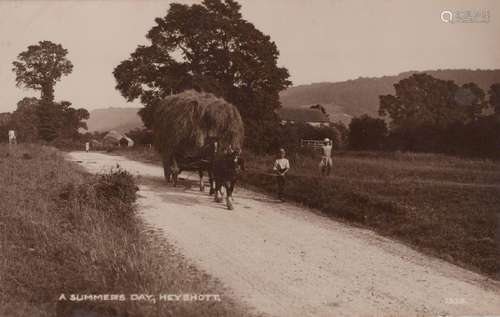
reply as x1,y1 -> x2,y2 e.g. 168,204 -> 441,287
115,147 -> 499,279
0,144 -> 251,317
245,151 -> 500,279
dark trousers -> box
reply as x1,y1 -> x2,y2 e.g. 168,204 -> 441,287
277,175 -> 285,199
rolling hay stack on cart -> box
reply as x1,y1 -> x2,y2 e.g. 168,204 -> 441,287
152,90 -> 244,184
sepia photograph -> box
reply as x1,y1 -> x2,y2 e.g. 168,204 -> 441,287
0,0 -> 499,316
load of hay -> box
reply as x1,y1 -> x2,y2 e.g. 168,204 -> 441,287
153,90 -> 244,160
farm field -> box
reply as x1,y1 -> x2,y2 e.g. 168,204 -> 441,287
116,147 -> 500,278
245,150 -> 500,278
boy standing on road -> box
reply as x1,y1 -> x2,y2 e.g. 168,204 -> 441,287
273,148 -> 290,202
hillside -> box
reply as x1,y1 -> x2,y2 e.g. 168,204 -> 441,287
85,107 -> 143,133
84,70 -> 500,131
280,69 -> 500,123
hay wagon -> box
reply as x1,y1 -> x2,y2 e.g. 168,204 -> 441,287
152,90 -> 244,190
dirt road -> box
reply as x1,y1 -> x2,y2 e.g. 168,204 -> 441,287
68,151 -> 500,317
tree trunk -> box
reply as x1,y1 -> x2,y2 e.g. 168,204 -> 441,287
41,83 -> 55,103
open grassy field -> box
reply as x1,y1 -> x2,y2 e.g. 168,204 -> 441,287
115,147 -> 500,279
0,144 -> 252,317
244,150 -> 500,279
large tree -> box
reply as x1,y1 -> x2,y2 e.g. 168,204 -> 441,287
37,100 -> 89,142
57,101 -> 90,139
378,73 -> 497,153
10,98 -> 40,142
9,97 -> 89,142
113,0 -> 291,130
12,41 -> 73,102
379,73 -> 488,129
348,115 -> 387,150
488,83 -> 500,114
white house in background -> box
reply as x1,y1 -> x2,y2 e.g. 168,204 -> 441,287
102,130 -> 124,147
119,136 -> 134,147
277,107 -> 330,127
102,130 -> 135,148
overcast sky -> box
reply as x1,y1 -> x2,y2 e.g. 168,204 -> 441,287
0,0 -> 499,112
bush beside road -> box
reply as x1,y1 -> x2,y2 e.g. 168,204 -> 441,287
0,144 -> 252,317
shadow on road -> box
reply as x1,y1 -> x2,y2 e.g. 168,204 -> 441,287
138,175 -> 236,211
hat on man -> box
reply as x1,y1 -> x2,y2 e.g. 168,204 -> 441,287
324,138 -> 330,143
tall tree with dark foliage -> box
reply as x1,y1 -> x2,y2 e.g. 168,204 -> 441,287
348,115 -> 387,150
12,41 -> 73,103
488,83 -> 500,114
10,98 -> 40,142
11,42 -> 87,142
379,73 -> 488,130
113,0 -> 291,144
378,73 -> 498,156
9,98 -> 89,142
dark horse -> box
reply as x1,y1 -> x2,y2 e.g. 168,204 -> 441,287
212,149 -> 245,210
163,138 -> 218,193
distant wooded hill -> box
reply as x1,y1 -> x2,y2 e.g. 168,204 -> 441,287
85,107 -> 143,133
280,69 -> 500,124
85,69 -> 500,132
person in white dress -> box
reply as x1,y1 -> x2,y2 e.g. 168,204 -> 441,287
8,130 -> 16,145
273,148 -> 290,201
319,138 -> 333,176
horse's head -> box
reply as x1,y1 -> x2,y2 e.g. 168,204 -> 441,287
226,148 -> 243,176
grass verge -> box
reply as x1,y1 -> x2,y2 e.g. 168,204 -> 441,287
0,144 -> 252,317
